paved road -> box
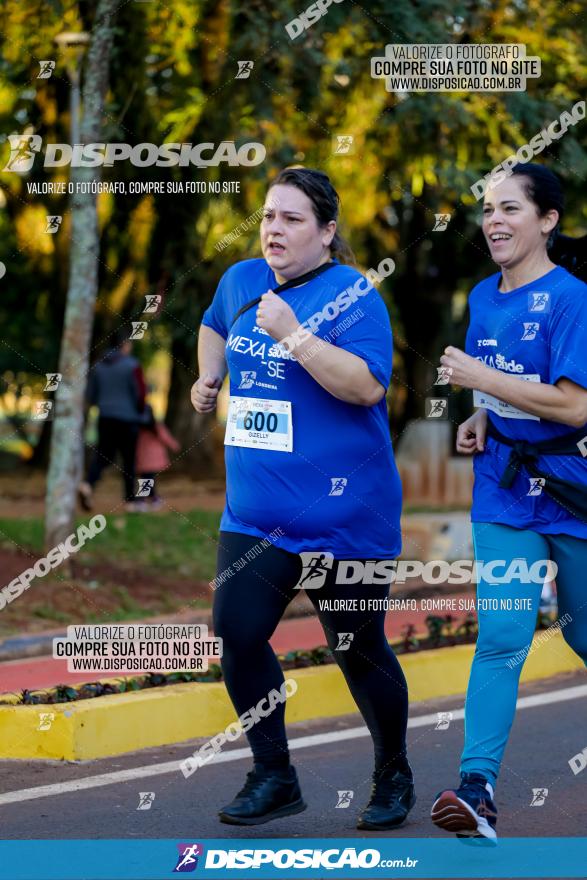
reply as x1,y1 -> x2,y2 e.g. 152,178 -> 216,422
1,671 -> 585,842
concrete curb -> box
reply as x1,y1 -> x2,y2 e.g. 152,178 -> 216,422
0,632 -> 582,761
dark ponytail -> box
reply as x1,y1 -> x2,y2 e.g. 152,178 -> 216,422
549,234 -> 587,282
511,163 -> 564,250
511,163 -> 585,279
268,167 -> 355,264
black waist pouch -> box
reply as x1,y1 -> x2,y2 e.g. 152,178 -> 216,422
486,418 -> 587,523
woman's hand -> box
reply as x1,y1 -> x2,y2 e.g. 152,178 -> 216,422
440,346 -> 490,390
456,409 -> 487,454
256,291 -> 300,343
191,373 -> 222,413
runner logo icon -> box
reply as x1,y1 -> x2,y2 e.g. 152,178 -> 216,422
143,294 -> 162,313
295,552 -> 334,589
173,844 -> 204,872
137,479 -> 154,497
435,367 -> 452,385
333,135 -> 354,154
3,134 -> 43,172
37,60 -> 56,79
44,373 -> 62,391
236,61 -> 254,79
530,788 -> 548,806
130,322 -> 148,340
527,477 -> 546,496
239,371 -> 256,389
335,633 -> 354,651
433,213 -> 451,231
335,790 -> 354,808
45,215 -> 62,233
329,477 -> 348,496
427,398 -> 447,418
33,400 -> 53,420
521,322 -> 540,340
529,292 -> 550,312
37,712 -> 55,731
435,712 -> 453,730
137,792 -> 155,810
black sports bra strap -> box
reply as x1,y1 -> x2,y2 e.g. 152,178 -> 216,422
230,261 -> 337,329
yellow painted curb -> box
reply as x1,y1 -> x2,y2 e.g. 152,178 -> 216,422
0,632 -> 582,761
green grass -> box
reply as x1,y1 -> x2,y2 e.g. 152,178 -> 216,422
0,517 -> 44,552
0,508 -> 221,583
32,605 -> 71,623
28,592 -> 210,629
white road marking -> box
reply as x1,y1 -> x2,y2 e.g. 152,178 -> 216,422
0,683 -> 585,805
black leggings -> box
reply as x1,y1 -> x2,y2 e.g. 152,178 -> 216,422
87,417 -> 138,502
213,531 -> 409,774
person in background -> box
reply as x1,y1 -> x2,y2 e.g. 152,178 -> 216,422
79,329 -> 146,512
135,403 -> 181,510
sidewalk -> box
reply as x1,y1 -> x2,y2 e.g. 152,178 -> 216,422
0,593 -> 472,695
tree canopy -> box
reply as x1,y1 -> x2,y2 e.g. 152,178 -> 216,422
1,0 -> 585,468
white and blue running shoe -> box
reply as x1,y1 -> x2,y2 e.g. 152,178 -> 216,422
431,772 -> 498,841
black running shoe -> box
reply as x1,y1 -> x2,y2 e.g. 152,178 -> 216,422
218,765 -> 307,826
356,768 -> 416,830
431,772 -> 498,841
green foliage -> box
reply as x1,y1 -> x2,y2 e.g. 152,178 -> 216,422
0,0 -> 585,438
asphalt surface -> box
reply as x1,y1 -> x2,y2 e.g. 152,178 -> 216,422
0,671 -> 585,842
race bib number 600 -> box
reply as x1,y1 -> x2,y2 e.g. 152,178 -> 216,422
225,396 -> 293,452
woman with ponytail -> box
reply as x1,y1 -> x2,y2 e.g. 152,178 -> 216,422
431,163 -> 587,841
191,168 -> 414,830
550,232 -> 586,281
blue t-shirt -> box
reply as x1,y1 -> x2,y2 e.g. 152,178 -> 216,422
201,258 -> 403,558
465,265 -> 587,537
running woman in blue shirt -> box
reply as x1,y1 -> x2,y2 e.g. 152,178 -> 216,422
431,164 -> 587,841
191,168 -> 414,829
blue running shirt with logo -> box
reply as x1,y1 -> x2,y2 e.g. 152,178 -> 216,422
465,265 -> 587,537
202,258 -> 403,557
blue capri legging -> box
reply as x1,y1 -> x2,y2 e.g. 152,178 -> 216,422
461,522 -> 587,787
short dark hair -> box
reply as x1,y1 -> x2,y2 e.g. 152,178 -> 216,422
110,326 -> 131,349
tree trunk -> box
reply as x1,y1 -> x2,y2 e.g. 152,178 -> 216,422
45,0 -> 118,549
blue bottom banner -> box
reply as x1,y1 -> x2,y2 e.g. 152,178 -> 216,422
1,838 -> 586,878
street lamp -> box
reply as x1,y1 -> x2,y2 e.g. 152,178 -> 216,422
54,31 -> 90,145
